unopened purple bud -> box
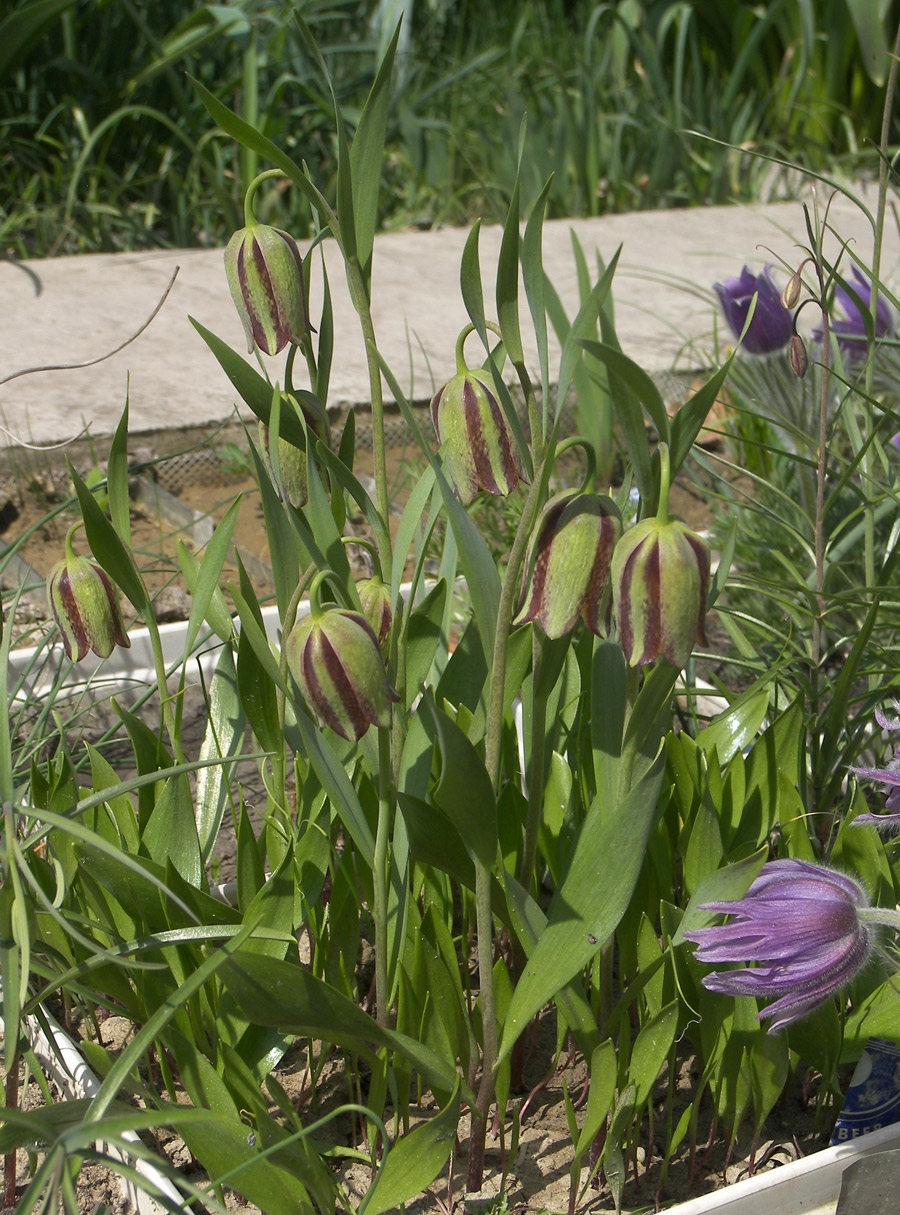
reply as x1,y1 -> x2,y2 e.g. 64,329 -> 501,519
285,608 -> 398,742
515,490 -> 621,638
612,515 -> 710,669
430,369 -> 523,506
224,224 -> 312,356
47,544 -> 130,662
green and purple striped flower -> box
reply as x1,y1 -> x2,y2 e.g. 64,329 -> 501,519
515,490 -> 621,638
224,222 -> 312,356
285,607 -> 398,742
47,529 -> 130,662
612,513 -> 709,668
430,368 -> 523,506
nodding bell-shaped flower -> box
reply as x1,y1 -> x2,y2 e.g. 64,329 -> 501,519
356,577 -> 392,649
225,174 -> 313,357
285,581 -> 398,742
431,327 -> 523,506
258,394 -> 329,509
47,526 -> 130,662
714,264 -> 793,355
611,446 -> 710,669
515,490 -> 621,639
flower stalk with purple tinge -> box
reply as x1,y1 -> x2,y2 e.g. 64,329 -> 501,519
684,858 -> 900,1030
850,703 -> 900,830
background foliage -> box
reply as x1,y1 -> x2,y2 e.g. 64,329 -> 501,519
2,0 -> 899,257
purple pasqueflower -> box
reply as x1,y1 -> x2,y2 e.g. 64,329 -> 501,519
683,859 -> 872,1031
820,265 -> 893,364
849,703 -> 900,830
713,265 -> 793,355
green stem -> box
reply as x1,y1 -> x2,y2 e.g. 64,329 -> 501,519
373,724 -> 394,1030
242,168 -> 286,227
467,861 -> 498,1192
518,629 -> 547,890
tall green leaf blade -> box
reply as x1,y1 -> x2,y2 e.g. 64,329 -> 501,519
349,20 -> 400,287
107,400 -> 132,546
522,176 -> 553,409
496,178 -> 523,365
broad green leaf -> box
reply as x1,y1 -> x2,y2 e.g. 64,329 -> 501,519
365,1079 -> 461,1215
461,220 -> 487,347
577,339 -> 669,446
500,749 -> 666,1057
404,579 -> 447,703
556,249 -> 620,413
574,1039 -> 617,1159
142,773 -> 202,887
195,646 -> 245,864
219,948 -> 470,1102
424,694 -> 497,868
84,920 -> 257,1124
283,711 -> 375,866
190,319 -> 305,448
496,177 -> 523,365
630,1002 -> 678,1106
669,359 -> 733,475
695,690 -> 768,766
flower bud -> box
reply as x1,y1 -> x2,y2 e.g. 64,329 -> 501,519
612,515 -> 709,669
224,223 -> 312,356
430,369 -> 523,506
789,333 -> 808,378
356,577 -> 392,648
47,538 -> 130,662
782,270 -> 803,311
259,395 -> 329,509
285,608 -> 398,742
515,490 -> 621,638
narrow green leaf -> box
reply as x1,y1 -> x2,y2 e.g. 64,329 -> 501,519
189,76 -> 330,225
183,496 -> 241,656
460,220 -> 487,347
70,464 -> 151,619
349,20 -> 400,286
522,176 -> 553,408
107,400 -> 132,546
496,179 -> 523,365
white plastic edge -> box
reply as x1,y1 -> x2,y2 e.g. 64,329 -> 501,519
665,1121 -> 900,1215
25,1010 -> 181,1215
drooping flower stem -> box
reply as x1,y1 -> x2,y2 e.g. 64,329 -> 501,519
241,168 -> 287,228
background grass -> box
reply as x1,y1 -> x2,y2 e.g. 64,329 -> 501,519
1,0 -> 898,256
